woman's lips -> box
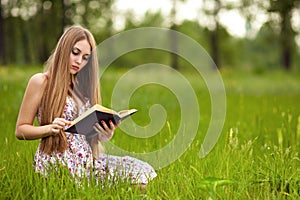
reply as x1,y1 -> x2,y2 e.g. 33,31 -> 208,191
72,65 -> 79,71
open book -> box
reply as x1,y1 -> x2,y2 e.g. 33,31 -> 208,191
65,104 -> 137,137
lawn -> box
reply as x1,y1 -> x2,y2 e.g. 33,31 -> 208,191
0,66 -> 299,199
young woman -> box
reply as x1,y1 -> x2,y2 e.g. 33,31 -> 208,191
15,25 -> 156,187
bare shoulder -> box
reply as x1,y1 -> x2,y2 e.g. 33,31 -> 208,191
25,73 -> 48,98
28,73 -> 48,87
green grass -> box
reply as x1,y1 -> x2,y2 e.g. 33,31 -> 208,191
0,66 -> 300,199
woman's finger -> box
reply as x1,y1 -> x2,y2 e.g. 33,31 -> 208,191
101,120 -> 110,130
93,122 -> 105,133
53,118 -> 70,127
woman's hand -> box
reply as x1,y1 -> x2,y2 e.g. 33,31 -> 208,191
49,118 -> 71,136
93,120 -> 120,142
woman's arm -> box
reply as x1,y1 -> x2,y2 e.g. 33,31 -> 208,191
15,73 -> 68,140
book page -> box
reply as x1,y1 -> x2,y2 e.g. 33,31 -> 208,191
93,104 -> 117,114
118,109 -> 138,119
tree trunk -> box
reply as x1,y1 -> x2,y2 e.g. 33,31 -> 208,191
210,24 -> 220,69
0,0 -> 6,66
280,11 -> 292,70
21,21 -> 31,64
61,0 -> 71,35
170,24 -> 179,70
207,0 -> 221,70
169,0 -> 179,70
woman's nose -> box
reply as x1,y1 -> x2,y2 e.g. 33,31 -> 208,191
76,56 -> 82,64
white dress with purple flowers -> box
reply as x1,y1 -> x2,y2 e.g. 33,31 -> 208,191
33,97 -> 157,184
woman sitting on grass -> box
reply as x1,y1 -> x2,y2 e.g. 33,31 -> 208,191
15,25 -> 156,188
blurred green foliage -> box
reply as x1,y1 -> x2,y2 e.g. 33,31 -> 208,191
0,0 -> 299,70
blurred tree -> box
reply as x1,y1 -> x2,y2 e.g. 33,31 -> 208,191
35,0 -> 65,62
71,0 -> 115,42
247,22 -> 280,70
1,0 -> 69,65
177,20 -> 208,49
268,0 -> 299,70
169,0 -> 188,70
0,0 -> 115,66
61,0 -> 71,31
3,3 -> 26,65
115,11 -> 167,68
0,0 -> 6,65
176,20 -> 210,69
1,0 -> 299,71
170,0 -> 179,70
202,0 -> 227,69
238,0 -> 268,38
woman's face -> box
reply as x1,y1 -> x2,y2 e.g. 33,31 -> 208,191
69,39 -> 91,75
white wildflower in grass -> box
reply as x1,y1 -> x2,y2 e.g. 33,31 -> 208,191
277,128 -> 283,151
228,127 -> 239,149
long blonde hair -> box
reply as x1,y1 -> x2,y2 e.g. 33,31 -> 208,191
39,25 -> 102,157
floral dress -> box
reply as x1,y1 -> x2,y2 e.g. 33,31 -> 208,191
33,97 -> 157,184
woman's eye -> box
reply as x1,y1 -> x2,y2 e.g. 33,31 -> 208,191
83,56 -> 90,61
72,49 -> 79,55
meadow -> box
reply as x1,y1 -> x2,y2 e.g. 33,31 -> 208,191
0,66 -> 299,199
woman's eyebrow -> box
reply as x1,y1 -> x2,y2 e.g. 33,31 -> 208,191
73,46 -> 90,56
73,47 -> 81,52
